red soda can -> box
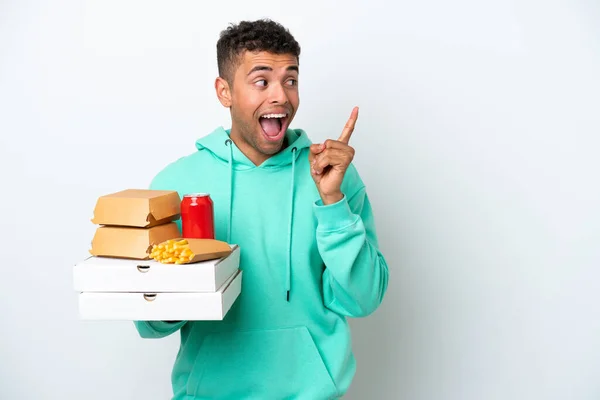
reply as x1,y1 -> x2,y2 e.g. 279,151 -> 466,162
181,193 -> 215,239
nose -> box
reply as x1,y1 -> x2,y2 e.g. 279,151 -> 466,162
268,82 -> 288,105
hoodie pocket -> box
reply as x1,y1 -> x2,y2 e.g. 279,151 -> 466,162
186,326 -> 339,399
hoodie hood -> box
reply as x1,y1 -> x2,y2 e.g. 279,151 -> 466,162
194,126 -> 312,301
195,126 -> 312,169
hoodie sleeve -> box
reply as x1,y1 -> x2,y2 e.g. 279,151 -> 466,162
313,167 -> 389,318
134,320 -> 187,338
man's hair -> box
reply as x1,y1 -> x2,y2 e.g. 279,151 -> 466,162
216,19 -> 301,85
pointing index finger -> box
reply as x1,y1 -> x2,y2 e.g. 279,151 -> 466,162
338,106 -> 359,144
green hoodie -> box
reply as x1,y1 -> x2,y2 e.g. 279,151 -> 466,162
134,127 -> 389,399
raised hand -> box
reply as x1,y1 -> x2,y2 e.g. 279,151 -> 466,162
309,106 -> 358,205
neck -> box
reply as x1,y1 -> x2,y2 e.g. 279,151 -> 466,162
228,128 -> 269,166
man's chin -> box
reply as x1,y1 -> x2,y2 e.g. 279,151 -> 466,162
259,141 -> 284,156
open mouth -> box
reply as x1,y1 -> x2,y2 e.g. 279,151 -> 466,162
259,112 -> 289,142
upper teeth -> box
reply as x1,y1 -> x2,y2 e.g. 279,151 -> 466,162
262,113 -> 286,118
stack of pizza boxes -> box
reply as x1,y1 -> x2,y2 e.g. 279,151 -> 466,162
73,189 -> 242,321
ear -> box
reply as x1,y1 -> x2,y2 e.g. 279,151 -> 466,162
215,77 -> 232,107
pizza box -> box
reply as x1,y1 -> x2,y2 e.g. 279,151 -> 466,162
73,245 -> 240,293
78,270 -> 242,321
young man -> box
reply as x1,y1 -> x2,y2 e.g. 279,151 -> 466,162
135,19 -> 389,399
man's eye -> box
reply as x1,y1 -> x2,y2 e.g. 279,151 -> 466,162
287,79 -> 297,86
255,80 -> 267,87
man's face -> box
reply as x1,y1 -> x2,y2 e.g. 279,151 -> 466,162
218,51 -> 299,165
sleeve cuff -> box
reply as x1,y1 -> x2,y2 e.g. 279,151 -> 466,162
313,195 -> 358,231
146,320 -> 184,332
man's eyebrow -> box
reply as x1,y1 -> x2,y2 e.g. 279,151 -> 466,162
247,66 -> 272,76
247,65 -> 299,76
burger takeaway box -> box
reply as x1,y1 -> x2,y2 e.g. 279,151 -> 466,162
90,223 -> 181,259
89,189 -> 183,260
91,189 -> 181,228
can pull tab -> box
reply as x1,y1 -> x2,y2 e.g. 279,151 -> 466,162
143,294 -> 157,302
137,265 -> 150,273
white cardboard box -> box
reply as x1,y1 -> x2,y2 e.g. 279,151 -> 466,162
78,270 -> 242,321
73,245 -> 239,293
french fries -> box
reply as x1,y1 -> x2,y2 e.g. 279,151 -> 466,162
150,239 -> 194,264
150,238 -> 233,264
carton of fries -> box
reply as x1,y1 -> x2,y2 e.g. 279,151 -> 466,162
150,238 -> 232,264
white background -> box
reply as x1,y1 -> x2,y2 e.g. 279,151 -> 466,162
1,0 -> 600,399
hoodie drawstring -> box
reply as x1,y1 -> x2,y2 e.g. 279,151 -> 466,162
225,139 -> 233,244
224,138 -> 296,302
286,147 -> 297,301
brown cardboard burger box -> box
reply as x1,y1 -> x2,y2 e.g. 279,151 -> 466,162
90,223 -> 180,260
89,189 -> 181,260
91,189 -> 180,228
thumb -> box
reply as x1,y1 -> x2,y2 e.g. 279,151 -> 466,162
310,143 -> 325,154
